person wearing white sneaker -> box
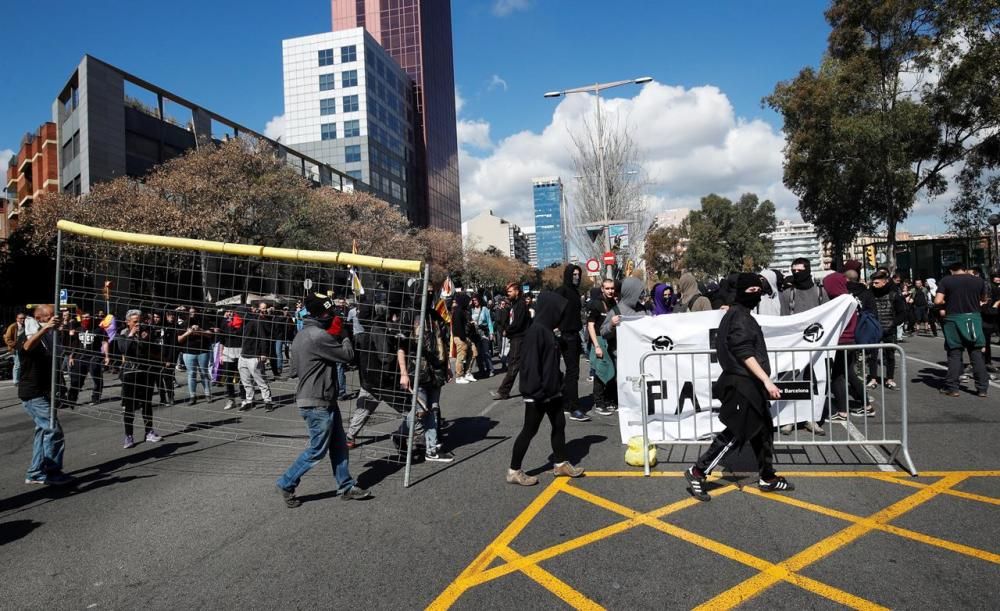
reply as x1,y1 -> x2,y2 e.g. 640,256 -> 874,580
686,274 -> 794,501
507,292 -> 584,485
114,310 -> 160,449
451,293 -> 475,383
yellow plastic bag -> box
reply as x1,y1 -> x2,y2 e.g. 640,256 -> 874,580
625,435 -> 657,468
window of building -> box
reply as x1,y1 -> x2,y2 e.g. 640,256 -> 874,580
318,49 -> 334,67
320,98 -> 336,116
343,120 -> 360,138
340,45 -> 357,63
345,144 -> 361,163
342,94 -> 359,113
319,74 -> 335,91
346,169 -> 362,180
321,123 -> 337,141
342,70 -> 358,88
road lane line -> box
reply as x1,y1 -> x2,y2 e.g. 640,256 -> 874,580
842,420 -> 897,472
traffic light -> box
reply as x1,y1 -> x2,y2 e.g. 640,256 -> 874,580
865,245 -> 876,268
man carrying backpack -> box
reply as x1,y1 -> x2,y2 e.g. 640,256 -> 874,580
675,273 -> 713,313
823,272 -> 877,421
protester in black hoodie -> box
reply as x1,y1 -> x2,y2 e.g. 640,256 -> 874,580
684,274 -> 795,501
553,264 -> 588,421
492,283 -> 530,401
451,293 -> 474,384
866,270 -> 906,390
507,291 -> 585,486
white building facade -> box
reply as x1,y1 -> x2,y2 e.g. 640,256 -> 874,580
282,29 -> 416,218
463,210 -> 530,264
769,220 -> 824,271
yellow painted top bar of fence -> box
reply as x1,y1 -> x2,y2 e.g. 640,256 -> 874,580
56,220 -> 423,273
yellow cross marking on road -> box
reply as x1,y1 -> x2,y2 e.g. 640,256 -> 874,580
427,471 -> 1000,610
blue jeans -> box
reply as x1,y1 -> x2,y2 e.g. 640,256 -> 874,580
274,340 -> 289,373
182,352 -> 211,397
277,405 -> 355,493
22,396 -> 65,481
13,351 -> 20,383
399,386 -> 440,449
337,363 -> 348,398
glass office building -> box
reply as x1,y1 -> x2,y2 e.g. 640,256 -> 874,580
533,177 -> 565,269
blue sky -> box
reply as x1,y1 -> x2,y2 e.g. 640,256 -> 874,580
0,1 -> 951,235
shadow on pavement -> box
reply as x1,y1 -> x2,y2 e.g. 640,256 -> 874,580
0,440 -> 197,515
0,519 -> 43,545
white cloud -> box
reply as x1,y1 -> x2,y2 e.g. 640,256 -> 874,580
264,114 -> 286,141
455,88 -> 465,115
0,148 -> 13,190
457,119 -> 493,150
488,74 -> 508,92
458,81 -> 798,229
491,0 -> 531,17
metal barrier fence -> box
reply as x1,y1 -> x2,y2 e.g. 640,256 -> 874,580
631,344 -> 918,476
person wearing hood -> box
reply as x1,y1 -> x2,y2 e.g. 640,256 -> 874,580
675,273 -> 713,313
756,270 -> 782,316
553,264 -> 589,422
492,283 -> 531,401
823,273 -> 875,421
651,282 -> 676,315
276,292 -> 370,508
601,277 -> 649,341
451,293 -> 475,384
507,291 -> 585,486
780,258 -> 826,315
685,273 -> 795,501
866,270 -> 906,391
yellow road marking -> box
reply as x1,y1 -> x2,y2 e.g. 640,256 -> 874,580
426,477 -> 568,611
495,546 -> 606,610
741,485 -> 1000,565
694,474 -> 968,610
870,473 -> 1000,506
563,485 -> 886,610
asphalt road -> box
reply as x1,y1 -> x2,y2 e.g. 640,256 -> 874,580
1,333 -> 998,610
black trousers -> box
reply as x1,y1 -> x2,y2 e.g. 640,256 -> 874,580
497,336 -> 523,397
946,345 -> 988,394
221,358 -> 240,398
121,370 -> 154,437
509,398 -> 567,470
695,427 -> 775,480
69,356 -> 104,403
150,364 -> 175,403
866,334 -> 896,381
559,334 -> 581,411
831,349 -> 865,414
593,374 -> 617,409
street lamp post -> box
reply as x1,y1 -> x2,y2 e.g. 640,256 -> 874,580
989,214 -> 1000,270
545,76 -> 652,274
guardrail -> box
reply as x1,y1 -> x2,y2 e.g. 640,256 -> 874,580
630,344 -> 917,476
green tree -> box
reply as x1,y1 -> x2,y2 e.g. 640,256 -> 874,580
684,193 -> 776,277
768,0 -> 1000,270
643,223 -> 687,281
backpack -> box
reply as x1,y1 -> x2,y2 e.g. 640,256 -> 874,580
854,303 -> 882,345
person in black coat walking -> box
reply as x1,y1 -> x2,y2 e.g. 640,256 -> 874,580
492,283 -> 531,401
553,264 -> 588,422
506,291 -> 585,486
684,273 -> 795,501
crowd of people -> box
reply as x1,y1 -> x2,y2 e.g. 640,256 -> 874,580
6,256 -> 998,504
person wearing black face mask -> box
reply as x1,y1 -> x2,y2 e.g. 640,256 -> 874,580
780,258 -> 827,316
553,264 -> 587,421
685,273 -> 795,501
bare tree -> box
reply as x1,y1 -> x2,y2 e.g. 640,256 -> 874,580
567,114 -> 651,265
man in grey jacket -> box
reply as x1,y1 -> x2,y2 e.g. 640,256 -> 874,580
601,277 -> 650,347
276,293 -> 371,508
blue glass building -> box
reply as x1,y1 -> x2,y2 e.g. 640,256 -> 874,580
533,177 -> 565,268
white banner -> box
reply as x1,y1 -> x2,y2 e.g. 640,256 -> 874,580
615,295 -> 856,443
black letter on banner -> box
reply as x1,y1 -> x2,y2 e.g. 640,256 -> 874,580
645,380 -> 664,415
708,328 -> 719,364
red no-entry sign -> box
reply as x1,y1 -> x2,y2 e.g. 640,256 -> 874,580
602,251 -> 616,265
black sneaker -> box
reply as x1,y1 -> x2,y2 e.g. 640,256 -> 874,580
276,485 -> 301,508
341,486 -> 372,501
264,402 -> 276,412
568,410 -> 591,422
758,476 -> 795,493
685,467 -> 711,502
188,397 -> 197,406
426,449 -> 455,462
490,390 -> 510,400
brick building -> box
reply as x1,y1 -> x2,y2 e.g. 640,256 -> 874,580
4,122 -> 59,238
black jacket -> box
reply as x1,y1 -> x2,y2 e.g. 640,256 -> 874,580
506,295 -> 530,338
871,285 -> 906,333
240,315 -> 273,357
451,293 -> 470,341
716,303 -> 770,379
519,291 -> 566,402
847,281 -> 877,313
553,264 -> 583,333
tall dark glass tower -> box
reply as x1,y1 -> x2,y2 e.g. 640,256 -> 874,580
333,0 -> 461,232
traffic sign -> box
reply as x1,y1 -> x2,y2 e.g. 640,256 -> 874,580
585,258 -> 601,274
602,251 -> 616,265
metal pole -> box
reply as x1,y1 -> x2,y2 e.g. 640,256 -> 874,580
594,85 -> 611,266
49,230 -> 64,425
403,262 -> 431,488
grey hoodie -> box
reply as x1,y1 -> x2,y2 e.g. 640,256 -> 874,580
601,277 -> 648,339
292,318 -> 355,408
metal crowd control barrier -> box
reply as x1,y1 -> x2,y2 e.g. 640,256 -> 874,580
630,344 -> 918,476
